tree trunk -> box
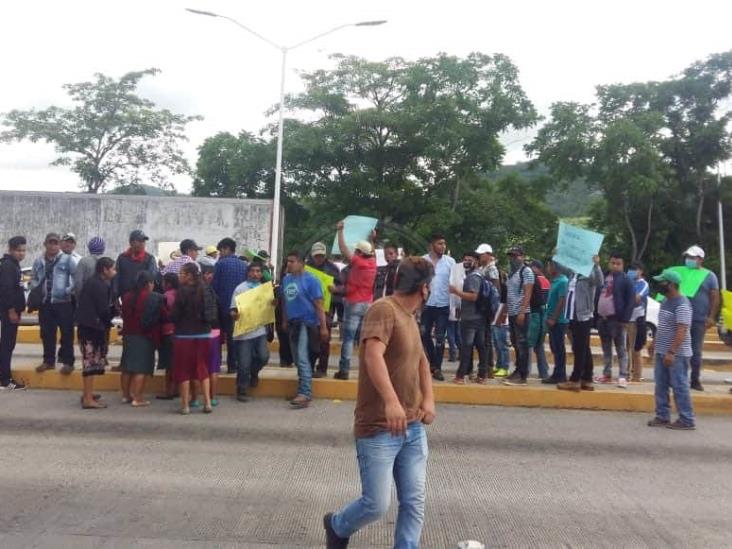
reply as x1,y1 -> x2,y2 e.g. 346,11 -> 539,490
695,184 -> 705,240
623,196 -> 638,261
451,178 -> 460,212
638,197 -> 654,260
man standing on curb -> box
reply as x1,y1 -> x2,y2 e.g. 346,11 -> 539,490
501,246 -> 534,386
421,233 -> 455,381
306,242 -> 340,378
214,237 -> 248,374
324,257 -> 436,549
680,245 -> 720,392
114,230 -> 158,301
0,236 -> 28,390
647,269 -> 696,430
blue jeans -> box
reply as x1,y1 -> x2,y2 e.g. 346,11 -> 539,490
689,320 -> 706,385
547,323 -> 568,381
288,322 -> 313,399
492,325 -> 510,368
654,353 -> 695,426
457,319 -> 488,378
338,301 -> 369,375
332,422 -> 428,549
598,317 -> 628,378
420,306 -> 449,372
527,335 -> 549,379
447,320 -> 461,359
235,335 -> 270,393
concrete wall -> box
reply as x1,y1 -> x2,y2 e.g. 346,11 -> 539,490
0,191 -> 275,266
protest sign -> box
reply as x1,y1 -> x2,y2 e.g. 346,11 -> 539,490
332,215 -> 378,255
233,282 -> 276,337
304,265 -> 335,312
553,222 -> 604,277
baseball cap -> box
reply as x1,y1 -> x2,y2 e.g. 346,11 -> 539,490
61,232 -> 76,242
653,268 -> 682,285
44,232 -> 61,243
129,229 -> 149,242
180,239 -> 202,253
475,243 -> 494,255
682,245 -> 705,259
507,245 -> 525,256
355,240 -> 374,256
205,245 -> 218,256
311,242 -> 327,256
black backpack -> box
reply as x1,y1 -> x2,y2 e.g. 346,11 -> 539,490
475,273 -> 500,321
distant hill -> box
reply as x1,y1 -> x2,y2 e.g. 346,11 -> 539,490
489,163 -> 600,218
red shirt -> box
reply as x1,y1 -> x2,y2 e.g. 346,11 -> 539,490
346,254 -> 377,304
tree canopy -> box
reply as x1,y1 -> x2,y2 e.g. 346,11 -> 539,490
1,68 -> 200,193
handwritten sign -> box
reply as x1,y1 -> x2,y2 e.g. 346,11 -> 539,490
553,222 -> 604,277
233,282 -> 276,337
332,215 -> 378,255
305,265 -> 335,313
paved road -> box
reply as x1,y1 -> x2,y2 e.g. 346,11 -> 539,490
1,391 -> 731,548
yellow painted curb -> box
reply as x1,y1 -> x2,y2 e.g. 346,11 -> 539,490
13,370 -> 732,416
18,326 -> 122,345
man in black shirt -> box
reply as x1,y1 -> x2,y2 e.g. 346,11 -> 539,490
0,236 -> 28,390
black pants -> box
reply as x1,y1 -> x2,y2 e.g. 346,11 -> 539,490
219,309 -> 238,372
569,319 -> 594,382
39,302 -> 75,367
311,315 -> 333,373
0,313 -> 19,384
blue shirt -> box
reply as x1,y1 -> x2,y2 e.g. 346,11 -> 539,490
547,274 -> 569,324
655,295 -> 693,357
213,256 -> 248,311
631,279 -> 649,321
689,270 -> 719,322
423,254 -> 456,308
282,272 -> 323,326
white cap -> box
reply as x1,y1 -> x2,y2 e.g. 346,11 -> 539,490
355,240 -> 374,256
683,245 -> 705,259
475,243 -> 493,255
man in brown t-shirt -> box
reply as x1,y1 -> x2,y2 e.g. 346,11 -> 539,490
324,257 -> 436,549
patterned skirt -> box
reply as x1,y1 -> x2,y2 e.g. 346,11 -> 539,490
78,326 -> 108,377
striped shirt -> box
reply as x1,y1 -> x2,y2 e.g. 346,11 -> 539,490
507,266 -> 534,316
654,295 -> 692,357
162,255 -> 198,276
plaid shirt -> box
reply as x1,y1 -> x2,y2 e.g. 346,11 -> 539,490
162,255 -> 197,276
213,255 -> 248,311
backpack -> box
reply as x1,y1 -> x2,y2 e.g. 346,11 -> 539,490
498,269 -> 509,304
475,273 -> 500,321
519,266 -> 548,311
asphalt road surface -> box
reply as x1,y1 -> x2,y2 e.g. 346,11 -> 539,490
1,391 -> 731,548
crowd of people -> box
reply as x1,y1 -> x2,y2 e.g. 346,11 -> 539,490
0,225 -> 724,427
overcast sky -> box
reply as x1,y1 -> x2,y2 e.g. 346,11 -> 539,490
1,0 -> 731,194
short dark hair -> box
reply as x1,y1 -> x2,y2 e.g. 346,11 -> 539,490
463,251 -> 479,260
217,237 -> 236,253
8,236 -> 26,250
610,251 -> 624,261
384,243 -> 399,252
395,257 -> 435,294
163,272 -> 179,289
95,257 -> 115,274
248,262 -> 262,271
630,261 -> 645,272
286,250 -> 303,262
430,232 -> 446,243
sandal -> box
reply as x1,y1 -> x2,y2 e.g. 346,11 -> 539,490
131,400 -> 150,407
81,402 -> 108,409
203,405 -> 213,414
79,394 -> 102,404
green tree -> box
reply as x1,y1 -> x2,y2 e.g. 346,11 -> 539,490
0,68 -> 200,193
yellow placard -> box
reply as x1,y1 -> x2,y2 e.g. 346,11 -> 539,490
233,282 -> 276,337
304,265 -> 334,312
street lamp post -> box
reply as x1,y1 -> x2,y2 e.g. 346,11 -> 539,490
186,9 -> 386,274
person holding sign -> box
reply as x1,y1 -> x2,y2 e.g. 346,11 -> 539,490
676,246 -> 720,392
334,221 -> 377,381
230,263 -> 272,402
281,251 -> 328,409
306,242 -> 340,378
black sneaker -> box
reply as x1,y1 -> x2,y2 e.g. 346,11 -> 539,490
236,394 -> 249,403
647,417 -> 670,427
503,378 -> 527,386
667,419 -> 695,430
313,371 -> 327,379
333,371 -> 349,380
541,377 -> 561,384
690,381 -> 704,392
0,379 -> 26,391
506,369 -> 521,381
432,370 -> 445,382
250,372 -> 260,388
323,513 -> 349,548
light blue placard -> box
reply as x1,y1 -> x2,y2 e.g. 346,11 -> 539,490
553,222 -> 604,277
332,215 -> 378,255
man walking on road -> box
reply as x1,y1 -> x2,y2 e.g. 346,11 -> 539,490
324,256 -> 436,549
680,246 -> 720,392
0,236 -> 28,390
647,269 -> 696,430
421,233 -> 456,381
